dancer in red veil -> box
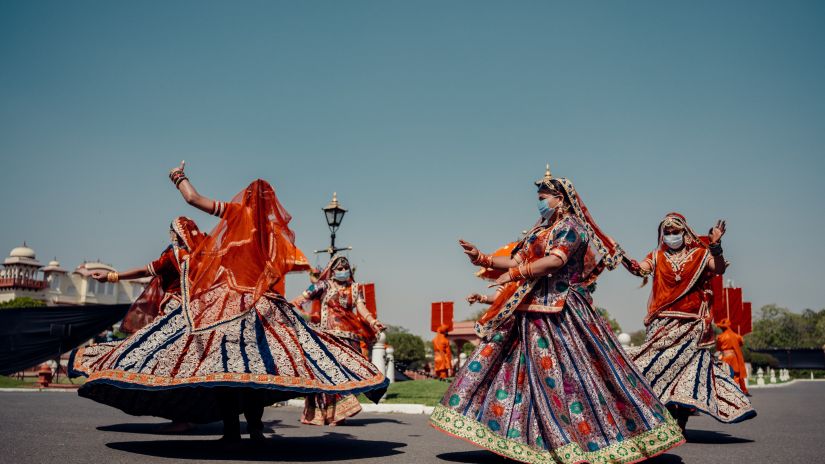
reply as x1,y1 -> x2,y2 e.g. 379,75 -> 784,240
621,213 -> 754,431
71,162 -> 387,442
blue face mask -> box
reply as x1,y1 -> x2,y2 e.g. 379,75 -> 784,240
663,234 -> 684,250
333,270 -> 351,281
537,198 -> 555,219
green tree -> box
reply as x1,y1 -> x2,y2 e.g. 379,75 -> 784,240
0,297 -> 46,309
745,304 -> 825,349
385,326 -> 426,369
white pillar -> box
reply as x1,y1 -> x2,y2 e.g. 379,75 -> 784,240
757,367 -> 765,386
458,352 -> 467,369
371,331 -> 387,375
386,346 -> 395,384
769,368 -> 777,383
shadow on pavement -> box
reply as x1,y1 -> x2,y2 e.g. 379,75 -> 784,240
106,433 -> 406,461
98,420 -> 295,436
685,429 -> 754,444
333,417 -> 407,427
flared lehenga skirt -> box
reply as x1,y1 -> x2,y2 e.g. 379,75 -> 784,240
626,317 -> 755,424
70,295 -> 387,423
430,292 -> 684,464
302,337 -> 364,425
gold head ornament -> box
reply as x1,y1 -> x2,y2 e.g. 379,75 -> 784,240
534,163 -> 554,189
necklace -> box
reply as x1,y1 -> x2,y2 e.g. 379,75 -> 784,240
663,248 -> 691,282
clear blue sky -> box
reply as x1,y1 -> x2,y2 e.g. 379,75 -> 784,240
2,1 -> 823,338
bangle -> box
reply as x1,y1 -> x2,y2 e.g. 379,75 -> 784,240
518,262 -> 535,279
169,169 -> 187,186
106,272 -> 119,283
474,253 -> 493,268
174,175 -> 188,188
709,242 -> 723,257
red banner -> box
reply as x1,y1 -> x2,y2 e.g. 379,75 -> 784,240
711,275 -> 725,322
739,302 -> 752,336
362,283 -> 377,319
431,301 -> 454,332
725,287 -> 743,324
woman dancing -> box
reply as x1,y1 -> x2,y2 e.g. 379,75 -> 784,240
430,166 -> 684,464
70,163 -> 387,442
621,213 -> 755,431
291,256 -> 385,425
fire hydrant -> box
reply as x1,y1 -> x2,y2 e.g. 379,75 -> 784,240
37,363 -> 53,388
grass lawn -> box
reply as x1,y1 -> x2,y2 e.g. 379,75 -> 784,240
0,375 -> 84,388
358,379 -> 450,406
0,376 -> 27,388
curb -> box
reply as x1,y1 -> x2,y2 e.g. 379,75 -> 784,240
0,387 -> 78,393
749,378 -> 825,389
285,399 -> 434,415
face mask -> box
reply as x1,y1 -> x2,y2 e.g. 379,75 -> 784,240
537,198 -> 555,219
663,234 -> 684,249
333,270 -> 351,281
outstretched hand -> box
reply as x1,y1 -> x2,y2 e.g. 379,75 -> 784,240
467,293 -> 486,305
709,219 -> 726,244
90,270 -> 109,283
458,239 -> 480,263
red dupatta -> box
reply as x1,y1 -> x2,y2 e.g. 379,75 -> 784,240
644,212 -> 712,324
183,180 -> 297,332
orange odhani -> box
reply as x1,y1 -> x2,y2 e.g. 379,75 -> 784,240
624,212 -> 755,428
183,179 -> 297,332
433,324 -> 453,379
716,318 -> 749,394
70,179 -> 388,425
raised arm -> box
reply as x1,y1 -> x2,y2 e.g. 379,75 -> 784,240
706,219 -> 727,275
168,161 -> 220,215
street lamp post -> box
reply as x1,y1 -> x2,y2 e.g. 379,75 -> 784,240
315,192 -> 352,257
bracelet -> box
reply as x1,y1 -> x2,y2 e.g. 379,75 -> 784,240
106,272 -> 119,283
474,253 -> 493,268
479,294 -> 489,304
518,262 -> 535,279
709,242 -> 723,257
169,170 -> 188,187
508,266 -> 523,281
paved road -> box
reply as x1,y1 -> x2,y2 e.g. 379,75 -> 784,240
1,382 -> 823,463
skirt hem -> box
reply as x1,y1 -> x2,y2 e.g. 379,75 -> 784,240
429,404 -> 684,464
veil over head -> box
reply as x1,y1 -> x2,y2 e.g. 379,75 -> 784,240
183,179 -> 297,331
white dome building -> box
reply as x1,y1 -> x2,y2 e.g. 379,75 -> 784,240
0,243 -> 46,300
1,242 -> 149,306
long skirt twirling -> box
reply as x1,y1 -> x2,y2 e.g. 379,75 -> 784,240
627,317 -> 755,423
430,292 -> 684,464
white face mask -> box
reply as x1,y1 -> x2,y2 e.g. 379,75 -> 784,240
663,234 -> 684,250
